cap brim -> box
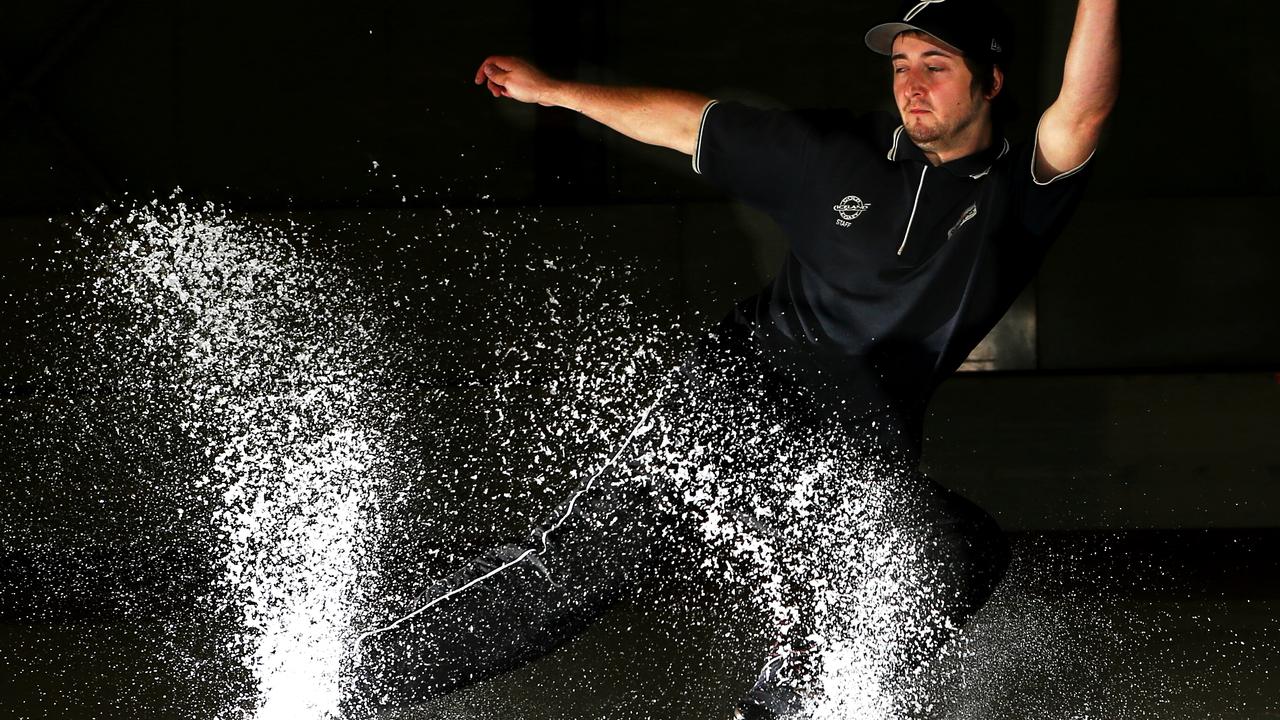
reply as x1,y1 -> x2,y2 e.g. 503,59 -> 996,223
865,22 -> 967,57
864,22 -> 919,55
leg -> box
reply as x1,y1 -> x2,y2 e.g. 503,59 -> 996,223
731,472 -> 1010,719
350,453 -> 666,709
896,473 -> 1010,670
349,316 -> 804,713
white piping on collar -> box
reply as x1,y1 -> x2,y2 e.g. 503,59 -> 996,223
890,125 -> 1008,175
969,138 -> 1010,180
887,125 -> 905,161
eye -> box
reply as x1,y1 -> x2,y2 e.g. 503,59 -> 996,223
893,66 -> 907,74
927,66 -> 944,72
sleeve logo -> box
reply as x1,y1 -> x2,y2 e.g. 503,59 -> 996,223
834,195 -> 872,227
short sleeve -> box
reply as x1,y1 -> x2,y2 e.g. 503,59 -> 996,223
1010,121 -> 1095,241
693,100 -> 815,217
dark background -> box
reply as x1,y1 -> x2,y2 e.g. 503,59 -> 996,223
0,0 -> 1277,717
2,0 -> 1276,529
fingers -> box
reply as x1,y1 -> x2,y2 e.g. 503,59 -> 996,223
473,55 -> 516,85
474,62 -> 501,85
482,64 -> 511,87
474,55 -> 530,101
475,63 -> 507,98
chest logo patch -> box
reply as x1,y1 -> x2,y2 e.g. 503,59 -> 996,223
948,203 -> 979,239
833,195 -> 871,227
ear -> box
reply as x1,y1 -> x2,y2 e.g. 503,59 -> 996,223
986,65 -> 1005,100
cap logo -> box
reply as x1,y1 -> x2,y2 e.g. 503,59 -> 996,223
990,39 -> 1002,53
904,0 -> 947,22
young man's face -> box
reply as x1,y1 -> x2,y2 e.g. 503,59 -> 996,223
891,32 -> 989,150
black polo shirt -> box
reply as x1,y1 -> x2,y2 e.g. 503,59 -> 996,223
693,100 -> 1093,429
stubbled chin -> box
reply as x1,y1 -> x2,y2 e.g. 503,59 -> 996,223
904,117 -> 942,145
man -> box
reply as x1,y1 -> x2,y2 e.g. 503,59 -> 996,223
354,1 -> 1119,717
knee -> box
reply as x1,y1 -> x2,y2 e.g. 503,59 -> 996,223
924,494 -> 1010,624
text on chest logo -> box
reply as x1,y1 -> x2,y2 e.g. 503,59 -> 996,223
833,195 -> 872,227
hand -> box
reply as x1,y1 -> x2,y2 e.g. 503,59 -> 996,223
473,55 -> 559,106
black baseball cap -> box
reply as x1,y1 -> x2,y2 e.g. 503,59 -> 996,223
865,0 -> 1012,64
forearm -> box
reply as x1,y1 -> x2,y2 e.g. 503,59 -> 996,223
477,56 -> 711,156
1056,0 -> 1121,128
547,81 -> 711,156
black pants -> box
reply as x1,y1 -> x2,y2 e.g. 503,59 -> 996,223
349,321 -> 1010,715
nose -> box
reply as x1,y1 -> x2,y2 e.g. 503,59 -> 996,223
902,67 -> 928,96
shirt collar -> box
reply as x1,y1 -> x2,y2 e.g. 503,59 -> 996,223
885,124 -> 1010,180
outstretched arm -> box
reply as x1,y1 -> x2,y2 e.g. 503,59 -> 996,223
474,55 -> 711,156
1034,0 -> 1120,180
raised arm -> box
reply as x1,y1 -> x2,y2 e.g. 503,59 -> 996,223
473,55 -> 711,156
1034,0 -> 1120,181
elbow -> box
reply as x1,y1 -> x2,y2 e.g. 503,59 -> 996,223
1089,92 -> 1119,130
1091,81 -> 1121,124
1066,107 -> 1113,148
1078,99 -> 1116,136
